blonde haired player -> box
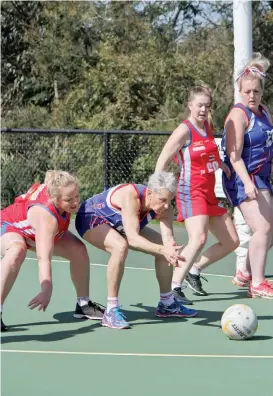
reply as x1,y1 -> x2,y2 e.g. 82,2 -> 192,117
222,53 -> 273,298
1,170 -> 104,331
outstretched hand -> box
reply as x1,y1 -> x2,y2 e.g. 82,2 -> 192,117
161,244 -> 185,267
28,286 -> 52,312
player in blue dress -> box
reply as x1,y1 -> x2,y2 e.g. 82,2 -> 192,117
222,53 -> 273,299
76,172 -> 197,329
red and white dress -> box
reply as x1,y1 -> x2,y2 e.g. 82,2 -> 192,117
175,120 -> 226,222
1,183 -> 70,245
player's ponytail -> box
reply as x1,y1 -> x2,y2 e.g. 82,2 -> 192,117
208,110 -> 216,133
44,170 -> 79,198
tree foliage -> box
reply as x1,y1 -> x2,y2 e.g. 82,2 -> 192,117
1,1 -> 273,206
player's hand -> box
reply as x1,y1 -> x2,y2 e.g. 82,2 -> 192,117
221,162 -> 231,179
244,181 -> 258,200
28,284 -> 52,312
161,245 -> 185,267
167,242 -> 186,267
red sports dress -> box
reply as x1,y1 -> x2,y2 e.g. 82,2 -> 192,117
1,183 -> 70,245
175,120 -> 226,222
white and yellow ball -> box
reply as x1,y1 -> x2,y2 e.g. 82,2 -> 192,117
221,304 -> 258,340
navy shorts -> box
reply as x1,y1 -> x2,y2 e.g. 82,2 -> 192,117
223,173 -> 273,206
75,210 -> 109,238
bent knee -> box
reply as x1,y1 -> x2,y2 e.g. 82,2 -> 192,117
222,235 -> 240,253
6,243 -> 27,270
255,224 -> 273,238
189,234 -> 207,250
111,240 -> 129,258
69,239 -> 89,261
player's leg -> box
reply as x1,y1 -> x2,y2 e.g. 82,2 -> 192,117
187,213 -> 239,295
138,227 -> 197,318
1,231 -> 28,331
232,206 -> 252,287
83,224 -> 130,329
185,213 -> 239,296
53,230 -> 104,320
196,212 -> 239,269
172,215 -> 209,296
240,189 -> 273,298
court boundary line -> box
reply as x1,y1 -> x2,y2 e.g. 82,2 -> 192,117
26,257 -> 234,278
2,349 -> 273,359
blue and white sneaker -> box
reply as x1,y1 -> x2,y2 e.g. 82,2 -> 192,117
102,306 -> 131,329
155,299 -> 197,318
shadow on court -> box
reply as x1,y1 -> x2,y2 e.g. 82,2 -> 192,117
128,302 -> 273,332
1,303 -> 273,344
2,294 -> 273,344
190,289 -> 248,303
0,313 -> 101,344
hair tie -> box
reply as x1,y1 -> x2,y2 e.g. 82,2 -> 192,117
235,66 -> 266,83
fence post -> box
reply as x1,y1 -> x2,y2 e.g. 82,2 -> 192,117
104,132 -> 110,189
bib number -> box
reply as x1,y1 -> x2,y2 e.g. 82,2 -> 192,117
206,161 -> 219,173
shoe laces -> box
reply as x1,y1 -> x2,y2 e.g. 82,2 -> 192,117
264,279 -> 273,288
174,287 -> 185,297
112,306 -> 127,322
258,279 -> 273,291
191,273 -> 208,287
89,300 -> 106,313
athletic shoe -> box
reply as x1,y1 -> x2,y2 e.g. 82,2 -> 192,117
155,299 -> 197,318
185,273 -> 208,296
232,270 -> 252,287
1,314 -> 7,332
172,287 -> 193,305
248,280 -> 273,299
102,306 -> 130,329
73,300 -> 105,320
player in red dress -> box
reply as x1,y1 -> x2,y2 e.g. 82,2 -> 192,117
1,170 -> 104,331
156,85 -> 239,299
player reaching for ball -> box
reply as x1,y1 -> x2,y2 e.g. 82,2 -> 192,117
0,170 -> 105,332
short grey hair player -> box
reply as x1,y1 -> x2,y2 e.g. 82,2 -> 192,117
75,170 -> 197,329
147,171 -> 177,195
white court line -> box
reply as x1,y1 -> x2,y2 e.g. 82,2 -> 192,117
26,257 -> 234,278
1,349 -> 273,359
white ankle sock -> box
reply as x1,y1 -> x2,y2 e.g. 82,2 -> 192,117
189,265 -> 200,276
107,297 -> 119,313
160,292 -> 175,306
0,305 -> 3,313
77,297 -> 90,307
172,281 -> 181,290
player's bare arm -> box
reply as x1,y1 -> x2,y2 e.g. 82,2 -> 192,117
226,108 -> 258,199
27,205 -> 58,311
155,123 -> 190,172
121,188 -> 184,266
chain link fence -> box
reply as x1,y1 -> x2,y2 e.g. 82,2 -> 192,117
0,129 -> 170,208
1,128 -> 224,210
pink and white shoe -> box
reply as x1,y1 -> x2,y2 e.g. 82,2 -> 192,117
248,279 -> 273,299
232,270 -> 252,287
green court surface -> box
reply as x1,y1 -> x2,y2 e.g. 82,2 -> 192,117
1,223 -> 273,396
